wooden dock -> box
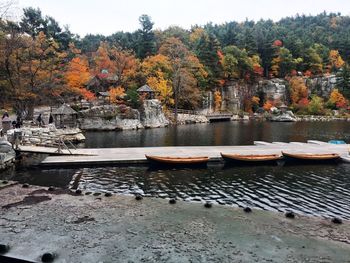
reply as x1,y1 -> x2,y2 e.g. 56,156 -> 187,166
39,141 -> 350,167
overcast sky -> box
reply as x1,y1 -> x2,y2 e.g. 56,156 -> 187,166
15,0 -> 350,37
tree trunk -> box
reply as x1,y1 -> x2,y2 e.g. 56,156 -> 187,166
174,87 -> 178,124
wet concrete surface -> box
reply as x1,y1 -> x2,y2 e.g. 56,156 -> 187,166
0,183 -> 350,263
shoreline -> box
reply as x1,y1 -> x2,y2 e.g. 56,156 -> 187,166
1,182 -> 349,262
78,115 -> 350,132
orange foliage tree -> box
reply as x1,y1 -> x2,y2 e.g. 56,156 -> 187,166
289,77 -> 308,105
214,90 -> 222,111
65,57 -> 93,100
263,100 -> 274,111
329,50 -> 345,71
328,89 -> 348,109
109,86 -> 126,104
0,31 -> 68,117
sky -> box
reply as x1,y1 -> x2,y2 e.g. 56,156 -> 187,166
14,0 -> 350,37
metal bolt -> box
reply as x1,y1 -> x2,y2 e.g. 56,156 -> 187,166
0,244 -> 10,254
135,194 -> 143,200
41,252 -> 56,262
332,217 -> 342,224
243,207 -> 252,213
285,211 -> 295,219
204,202 -> 212,208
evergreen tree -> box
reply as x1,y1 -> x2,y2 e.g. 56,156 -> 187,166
136,14 -> 156,59
336,64 -> 350,99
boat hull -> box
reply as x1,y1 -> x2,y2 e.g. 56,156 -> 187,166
281,152 -> 340,164
221,153 -> 282,166
145,155 -> 209,168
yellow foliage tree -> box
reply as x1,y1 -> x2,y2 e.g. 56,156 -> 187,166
214,90 -> 222,112
146,71 -> 174,107
289,77 -> 308,105
329,50 -> 345,70
109,86 -> 126,104
328,89 -> 348,109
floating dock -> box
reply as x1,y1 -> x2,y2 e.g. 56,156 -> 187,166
39,141 -> 350,167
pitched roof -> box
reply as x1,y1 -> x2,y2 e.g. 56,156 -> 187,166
137,84 -> 154,93
52,104 -> 77,115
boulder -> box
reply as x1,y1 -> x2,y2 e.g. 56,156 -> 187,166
140,100 -> 169,128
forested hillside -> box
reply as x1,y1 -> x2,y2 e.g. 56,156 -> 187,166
1,7 -> 350,117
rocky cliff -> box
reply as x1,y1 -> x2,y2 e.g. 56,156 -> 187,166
219,75 -> 338,112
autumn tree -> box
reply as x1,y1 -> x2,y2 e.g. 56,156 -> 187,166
141,54 -> 173,107
159,37 -> 207,120
65,56 -> 94,100
109,86 -> 126,104
214,90 -> 222,112
0,29 -> 67,117
289,77 -> 308,105
307,95 -> 324,115
271,47 -> 300,77
326,89 -> 348,109
329,50 -> 345,72
221,45 -> 263,81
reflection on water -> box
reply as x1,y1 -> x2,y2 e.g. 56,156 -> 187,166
82,121 -> 350,148
70,164 -> 350,219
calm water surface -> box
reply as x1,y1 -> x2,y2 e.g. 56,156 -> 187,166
1,121 -> 350,219
83,121 -> 350,147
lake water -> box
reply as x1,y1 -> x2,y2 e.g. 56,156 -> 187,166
82,121 -> 350,147
1,121 -> 350,219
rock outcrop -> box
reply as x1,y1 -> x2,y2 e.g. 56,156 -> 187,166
176,114 -> 209,125
78,100 -> 169,131
140,100 -> 169,128
269,111 -> 297,122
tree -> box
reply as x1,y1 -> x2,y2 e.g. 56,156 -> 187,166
159,37 -> 207,119
271,47 -> 297,77
65,56 -> 92,100
109,86 -> 126,104
20,7 -> 46,39
192,31 -> 222,87
329,50 -> 345,72
0,31 -> 67,117
307,95 -> 324,115
336,63 -> 350,99
142,54 -> 173,107
222,45 -> 263,81
214,90 -> 222,111
136,15 -> 156,59
289,77 -> 308,105
327,89 -> 348,109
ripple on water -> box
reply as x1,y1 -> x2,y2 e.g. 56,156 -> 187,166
57,164 -> 350,220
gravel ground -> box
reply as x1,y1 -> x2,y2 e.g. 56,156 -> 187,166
0,182 -> 350,263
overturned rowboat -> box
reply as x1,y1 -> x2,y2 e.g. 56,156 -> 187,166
145,155 -> 209,167
221,153 -> 282,165
282,152 -> 340,163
